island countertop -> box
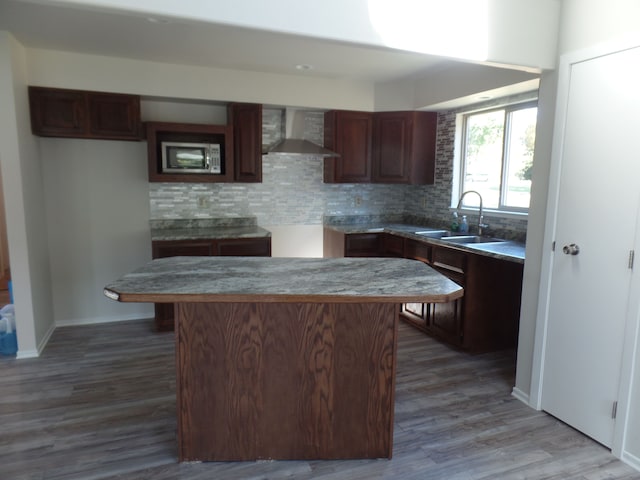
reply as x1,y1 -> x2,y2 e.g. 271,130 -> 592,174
104,256 -> 463,304
104,255 -> 464,462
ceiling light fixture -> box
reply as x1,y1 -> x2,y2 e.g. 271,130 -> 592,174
295,64 -> 314,71
146,17 -> 171,24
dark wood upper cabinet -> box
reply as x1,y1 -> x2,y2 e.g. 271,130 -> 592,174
29,86 -> 141,140
323,110 -> 437,184
324,110 -> 373,183
29,87 -> 86,137
228,103 -> 262,182
372,111 -> 437,185
87,92 -> 141,139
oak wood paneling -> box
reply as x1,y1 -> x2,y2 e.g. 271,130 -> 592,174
175,302 -> 398,461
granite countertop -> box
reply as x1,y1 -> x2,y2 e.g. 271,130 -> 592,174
325,223 -> 525,263
151,225 -> 271,242
104,256 -> 463,304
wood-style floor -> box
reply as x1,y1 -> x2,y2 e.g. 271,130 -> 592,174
1,318 -> 638,480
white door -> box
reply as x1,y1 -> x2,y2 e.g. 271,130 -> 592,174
541,46 -> 640,447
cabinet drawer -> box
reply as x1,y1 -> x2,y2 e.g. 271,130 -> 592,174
404,239 -> 431,263
433,267 -> 464,286
217,238 -> 271,256
152,241 -> 214,258
432,247 -> 466,274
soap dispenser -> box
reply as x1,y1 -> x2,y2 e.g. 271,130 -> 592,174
451,211 -> 459,232
460,215 -> 469,233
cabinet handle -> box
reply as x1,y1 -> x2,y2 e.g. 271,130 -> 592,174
562,243 -> 580,255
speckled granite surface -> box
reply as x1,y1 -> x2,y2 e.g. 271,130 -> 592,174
151,225 -> 271,241
149,217 -> 271,241
104,256 -> 463,304
324,223 -> 525,263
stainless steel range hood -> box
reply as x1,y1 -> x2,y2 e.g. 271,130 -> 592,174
266,108 -> 339,157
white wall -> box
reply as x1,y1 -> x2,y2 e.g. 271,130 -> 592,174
42,138 -> 154,326
0,32 -> 54,357
375,63 -> 539,111
519,0 -> 640,467
27,48 -> 376,112
513,69 -> 557,402
557,0 -> 640,54
267,225 -> 324,258
46,0 -> 561,70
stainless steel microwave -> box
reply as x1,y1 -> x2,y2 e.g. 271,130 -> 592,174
161,142 -> 222,174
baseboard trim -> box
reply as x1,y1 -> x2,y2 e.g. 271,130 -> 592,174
511,387 -> 531,405
16,349 -> 38,359
14,313 -> 153,359
622,451 -> 640,473
16,321 -> 55,359
55,312 -> 153,328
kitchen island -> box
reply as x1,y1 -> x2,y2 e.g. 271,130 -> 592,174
104,256 -> 463,462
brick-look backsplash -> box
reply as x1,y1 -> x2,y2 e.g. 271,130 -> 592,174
149,99 -> 533,240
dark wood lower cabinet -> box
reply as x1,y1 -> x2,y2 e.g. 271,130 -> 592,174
402,239 -> 523,352
151,237 -> 271,331
325,230 -> 523,353
323,229 -> 404,258
427,295 -> 464,345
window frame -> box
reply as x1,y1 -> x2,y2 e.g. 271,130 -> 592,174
455,100 -> 538,216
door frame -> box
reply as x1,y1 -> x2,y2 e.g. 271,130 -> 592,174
530,35 -> 640,458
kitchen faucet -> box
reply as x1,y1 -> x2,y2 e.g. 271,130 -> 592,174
456,190 -> 488,236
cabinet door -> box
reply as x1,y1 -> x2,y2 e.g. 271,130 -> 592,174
428,246 -> 466,346
403,238 -> 430,264
381,233 -> 404,257
324,110 -> 372,183
400,238 -> 432,331
29,87 -> 87,137
88,93 -> 141,140
344,233 -> 381,256
428,269 -> 464,346
216,237 -> 271,256
373,112 -> 411,183
372,111 -> 437,185
229,103 -> 262,182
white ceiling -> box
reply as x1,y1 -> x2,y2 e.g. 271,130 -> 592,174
0,0 -> 540,104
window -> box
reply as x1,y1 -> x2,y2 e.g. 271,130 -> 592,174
458,102 -> 537,213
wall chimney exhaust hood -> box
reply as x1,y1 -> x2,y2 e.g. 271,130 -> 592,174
266,108 -> 339,157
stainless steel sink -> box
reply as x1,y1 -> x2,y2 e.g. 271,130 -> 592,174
414,230 -> 449,239
440,235 -> 506,244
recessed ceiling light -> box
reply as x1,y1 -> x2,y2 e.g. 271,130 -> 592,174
295,64 -> 314,71
146,17 -> 171,24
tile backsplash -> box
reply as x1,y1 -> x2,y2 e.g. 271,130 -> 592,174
149,102 -> 531,241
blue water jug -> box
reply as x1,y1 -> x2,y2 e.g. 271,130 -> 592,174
0,306 -> 17,356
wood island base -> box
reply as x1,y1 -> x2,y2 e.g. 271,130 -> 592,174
175,301 -> 399,462
104,256 -> 463,462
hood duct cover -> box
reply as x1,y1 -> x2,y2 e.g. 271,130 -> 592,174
267,108 -> 339,157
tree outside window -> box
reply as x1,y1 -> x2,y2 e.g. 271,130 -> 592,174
460,102 -> 537,212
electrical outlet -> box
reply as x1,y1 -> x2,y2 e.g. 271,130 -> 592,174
354,196 -> 362,207
197,196 -> 210,208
